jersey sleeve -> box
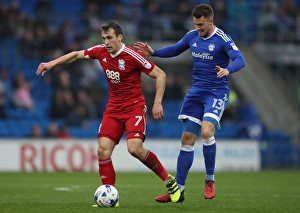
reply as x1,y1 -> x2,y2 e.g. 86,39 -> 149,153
129,47 -> 155,75
140,55 -> 155,75
84,45 -> 104,59
224,42 -> 245,73
153,34 -> 190,57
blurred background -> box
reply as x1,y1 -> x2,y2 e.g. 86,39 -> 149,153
0,0 -> 299,169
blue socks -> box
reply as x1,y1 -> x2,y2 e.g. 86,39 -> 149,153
176,148 -> 194,189
176,136 -> 216,190
203,137 -> 216,182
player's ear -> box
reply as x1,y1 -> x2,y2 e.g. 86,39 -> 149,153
118,34 -> 123,42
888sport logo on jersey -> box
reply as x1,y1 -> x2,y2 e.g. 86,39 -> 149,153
106,69 -> 120,83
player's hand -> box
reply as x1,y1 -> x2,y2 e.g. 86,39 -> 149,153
133,42 -> 154,56
215,65 -> 229,78
152,102 -> 164,120
36,62 -> 53,76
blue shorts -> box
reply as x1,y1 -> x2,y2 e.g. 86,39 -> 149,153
178,87 -> 229,129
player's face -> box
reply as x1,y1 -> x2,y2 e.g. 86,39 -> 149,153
102,28 -> 123,54
193,16 -> 214,38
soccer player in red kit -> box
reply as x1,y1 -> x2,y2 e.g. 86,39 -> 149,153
36,21 -> 180,206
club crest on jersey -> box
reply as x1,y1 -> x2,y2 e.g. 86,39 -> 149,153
118,59 -> 125,70
208,44 -> 215,52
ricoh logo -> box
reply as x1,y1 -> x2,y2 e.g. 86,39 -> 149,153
192,52 -> 213,60
106,69 -> 120,83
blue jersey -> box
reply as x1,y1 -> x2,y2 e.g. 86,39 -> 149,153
153,27 -> 245,90
152,27 -> 245,127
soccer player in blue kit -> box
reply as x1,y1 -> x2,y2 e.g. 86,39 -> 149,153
134,4 -> 245,202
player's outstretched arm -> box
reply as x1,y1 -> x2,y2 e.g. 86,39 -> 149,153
36,50 -> 85,76
133,42 -> 154,56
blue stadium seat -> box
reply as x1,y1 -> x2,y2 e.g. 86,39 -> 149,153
146,121 -> 162,138
20,0 -> 38,17
264,130 -> 290,143
269,143 -> 293,168
146,120 -> 182,139
69,127 -> 86,138
6,109 -> 24,120
163,100 -> 182,121
52,0 -> 84,14
296,146 -> 300,168
238,104 -> 260,122
0,120 -> 9,137
34,99 -> 51,115
161,121 -> 183,138
0,37 -> 18,47
216,122 -> 241,139
4,120 -> 25,137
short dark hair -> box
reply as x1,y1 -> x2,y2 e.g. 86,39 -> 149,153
101,21 -> 123,36
192,4 -> 214,19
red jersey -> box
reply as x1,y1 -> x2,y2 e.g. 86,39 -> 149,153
84,43 -> 155,115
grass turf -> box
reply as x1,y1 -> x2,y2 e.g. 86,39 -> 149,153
0,171 -> 299,213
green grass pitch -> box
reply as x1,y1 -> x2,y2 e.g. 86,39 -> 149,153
0,171 -> 299,213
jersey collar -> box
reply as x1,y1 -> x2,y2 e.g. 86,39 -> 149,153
110,43 -> 125,58
202,26 -> 218,40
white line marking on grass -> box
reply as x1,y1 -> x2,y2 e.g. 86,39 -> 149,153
55,187 -> 71,191
54,185 -> 82,191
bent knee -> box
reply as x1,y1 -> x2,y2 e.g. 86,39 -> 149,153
201,128 -> 213,139
127,141 -> 142,157
97,146 -> 109,158
182,132 -> 197,146
97,141 -> 114,159
127,146 -> 139,156
201,121 -> 215,139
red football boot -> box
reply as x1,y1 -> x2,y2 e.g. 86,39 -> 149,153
204,181 -> 216,199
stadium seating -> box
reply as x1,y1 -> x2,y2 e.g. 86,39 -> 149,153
0,0 -> 289,145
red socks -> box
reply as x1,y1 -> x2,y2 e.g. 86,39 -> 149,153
98,150 -> 169,185
98,158 -> 116,186
141,150 -> 169,181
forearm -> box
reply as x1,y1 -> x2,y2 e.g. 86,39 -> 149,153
154,74 -> 166,104
153,40 -> 188,58
50,51 -> 80,67
227,51 -> 246,74
227,56 -> 245,74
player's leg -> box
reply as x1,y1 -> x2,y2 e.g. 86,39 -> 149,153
125,110 -> 180,203
202,89 -> 229,199
126,138 -> 180,203
176,119 -> 199,191
125,108 -> 170,181
154,120 -> 199,203
201,120 -> 217,199
155,91 -> 202,203
154,120 -> 200,203
97,137 -> 116,186
97,116 -> 124,186
126,138 -> 165,179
